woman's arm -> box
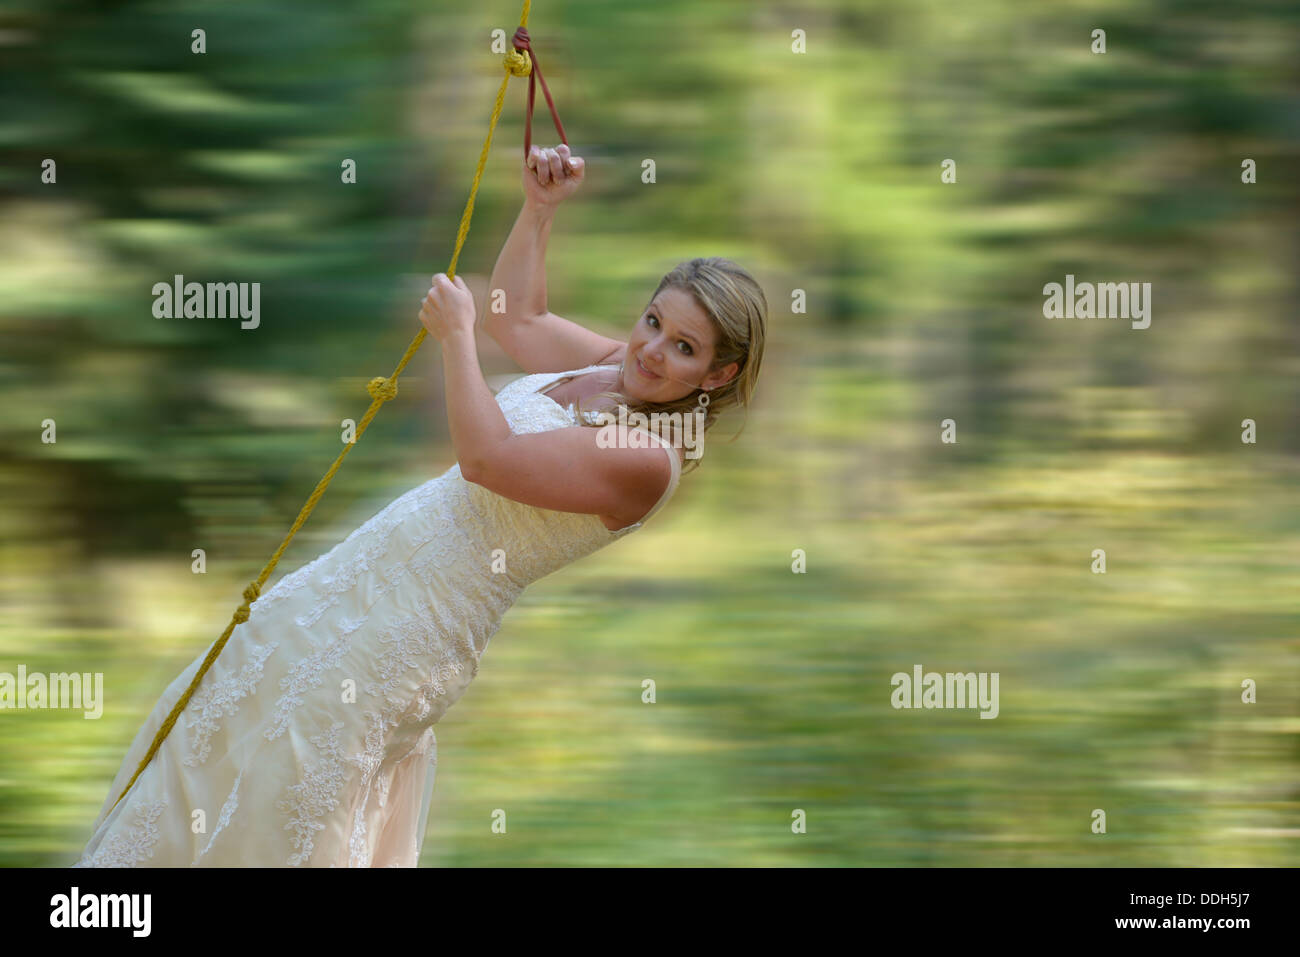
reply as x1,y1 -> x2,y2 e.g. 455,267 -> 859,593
484,145 -> 577,325
440,324 -> 512,479
421,274 -> 670,523
482,199 -> 554,335
421,273 -> 511,476
482,146 -> 623,373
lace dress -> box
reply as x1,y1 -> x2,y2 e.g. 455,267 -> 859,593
71,363 -> 682,867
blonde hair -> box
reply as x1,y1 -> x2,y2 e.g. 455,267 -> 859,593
573,257 -> 767,475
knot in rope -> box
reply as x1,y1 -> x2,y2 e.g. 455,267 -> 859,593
233,581 -> 261,623
232,579 -> 260,624
367,376 -> 398,401
507,24 -> 567,163
504,49 -> 531,76
505,26 -> 533,75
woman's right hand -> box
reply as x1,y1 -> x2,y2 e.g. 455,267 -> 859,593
523,144 -> 585,208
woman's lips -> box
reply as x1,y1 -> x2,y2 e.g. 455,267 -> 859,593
636,358 -> 661,379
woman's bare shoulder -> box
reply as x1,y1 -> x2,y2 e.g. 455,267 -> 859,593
596,341 -> 627,366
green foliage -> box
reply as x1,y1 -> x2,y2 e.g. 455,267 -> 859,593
1,0 -> 1296,866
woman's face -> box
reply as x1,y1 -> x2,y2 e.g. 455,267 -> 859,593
621,287 -> 737,401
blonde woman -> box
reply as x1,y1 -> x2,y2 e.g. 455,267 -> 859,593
72,143 -> 766,867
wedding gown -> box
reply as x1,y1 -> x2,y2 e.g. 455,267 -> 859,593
71,363 -> 682,867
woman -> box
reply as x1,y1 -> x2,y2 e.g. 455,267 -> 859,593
71,143 -> 767,867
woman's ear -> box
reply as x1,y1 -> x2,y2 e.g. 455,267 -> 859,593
704,361 -> 740,391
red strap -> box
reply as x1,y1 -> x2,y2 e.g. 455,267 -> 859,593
512,27 -> 570,172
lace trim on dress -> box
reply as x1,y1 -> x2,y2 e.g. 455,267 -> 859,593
346,708 -> 396,867
298,560 -> 409,630
365,606 -> 477,703
74,799 -> 167,868
343,614 -> 476,867
254,477 -> 445,619
264,633 -> 354,742
292,487 -> 436,628
348,804 -> 372,868
278,721 -> 347,866
253,559 -> 316,615
194,770 -> 242,864
184,641 -> 278,767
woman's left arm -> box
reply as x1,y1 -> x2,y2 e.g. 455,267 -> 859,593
421,274 -> 512,476
419,274 -> 670,522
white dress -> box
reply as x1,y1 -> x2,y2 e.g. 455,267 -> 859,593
71,363 -> 682,867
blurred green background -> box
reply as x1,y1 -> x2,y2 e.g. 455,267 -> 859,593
1,0 -> 1297,867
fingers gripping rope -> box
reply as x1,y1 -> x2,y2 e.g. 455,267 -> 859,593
108,0 -> 554,814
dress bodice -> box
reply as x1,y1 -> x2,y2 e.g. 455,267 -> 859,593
494,362 -> 683,530
471,361 -> 682,564
253,363 -> 683,651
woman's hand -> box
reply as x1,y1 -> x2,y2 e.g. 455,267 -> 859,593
419,273 -> 476,342
522,144 -> 585,208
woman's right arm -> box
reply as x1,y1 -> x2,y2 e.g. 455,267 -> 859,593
483,199 -> 556,343
482,146 -> 623,374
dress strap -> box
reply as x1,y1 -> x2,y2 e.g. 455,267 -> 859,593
534,362 -> 618,397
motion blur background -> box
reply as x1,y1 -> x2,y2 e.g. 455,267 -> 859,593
2,0 -> 1296,866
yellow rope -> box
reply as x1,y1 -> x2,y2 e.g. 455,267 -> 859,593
109,0 -> 537,814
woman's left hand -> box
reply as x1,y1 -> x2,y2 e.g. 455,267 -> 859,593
419,273 -> 476,341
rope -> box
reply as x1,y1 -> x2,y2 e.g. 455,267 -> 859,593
511,25 -> 570,165
108,0 -> 563,815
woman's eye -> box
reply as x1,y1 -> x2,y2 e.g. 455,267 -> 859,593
647,315 -> 692,354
